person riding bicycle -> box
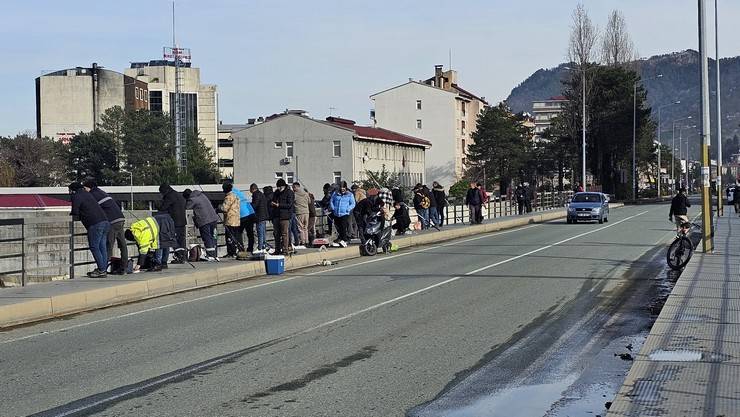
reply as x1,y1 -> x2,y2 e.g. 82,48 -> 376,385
669,187 -> 691,232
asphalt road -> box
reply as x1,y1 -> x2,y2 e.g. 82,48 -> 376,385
0,204 -> 676,417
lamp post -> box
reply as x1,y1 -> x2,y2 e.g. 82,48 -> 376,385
715,0 -> 723,215
563,66 -> 596,191
672,116 -> 693,191
657,101 -> 681,197
633,74 -> 664,200
699,0 -> 713,253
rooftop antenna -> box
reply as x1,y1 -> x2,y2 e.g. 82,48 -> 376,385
449,48 -> 452,70
329,106 -> 336,116
164,0 -> 191,172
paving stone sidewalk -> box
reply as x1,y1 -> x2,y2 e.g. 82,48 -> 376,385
608,213 -> 740,417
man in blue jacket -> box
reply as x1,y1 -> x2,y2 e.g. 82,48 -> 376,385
329,181 -> 356,247
224,182 -> 257,253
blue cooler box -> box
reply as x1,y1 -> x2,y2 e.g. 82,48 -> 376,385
265,255 -> 285,275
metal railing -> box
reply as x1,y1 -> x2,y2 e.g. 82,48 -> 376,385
0,192 -> 571,287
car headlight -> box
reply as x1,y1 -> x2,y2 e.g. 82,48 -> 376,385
592,207 -> 601,213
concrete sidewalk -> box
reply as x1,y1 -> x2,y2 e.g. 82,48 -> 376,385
0,207 -> 584,329
608,214 -> 740,417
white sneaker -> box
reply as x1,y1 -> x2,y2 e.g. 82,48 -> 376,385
294,245 -> 307,250
339,240 -> 348,248
331,242 -> 341,247
267,248 -> 275,255
206,256 -> 218,262
253,249 -> 264,255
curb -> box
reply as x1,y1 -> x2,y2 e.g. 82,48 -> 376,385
0,206 -> 620,329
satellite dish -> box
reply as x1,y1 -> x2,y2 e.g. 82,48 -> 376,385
362,155 -> 370,163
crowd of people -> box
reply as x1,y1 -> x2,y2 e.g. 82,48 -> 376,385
68,177 -> 554,278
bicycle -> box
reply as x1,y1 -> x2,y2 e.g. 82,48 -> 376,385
666,221 -> 699,270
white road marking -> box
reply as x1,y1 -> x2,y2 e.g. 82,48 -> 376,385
37,209 -> 651,417
1,223 -> 543,345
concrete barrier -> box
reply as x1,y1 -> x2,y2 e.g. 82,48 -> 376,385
0,206 -> 622,329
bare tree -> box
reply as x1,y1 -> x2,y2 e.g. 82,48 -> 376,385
568,3 -> 599,67
601,10 -> 637,66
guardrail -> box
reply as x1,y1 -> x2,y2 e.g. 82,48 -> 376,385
0,191 -> 571,286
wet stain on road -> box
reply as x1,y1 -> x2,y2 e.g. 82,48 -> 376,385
243,345 -> 377,402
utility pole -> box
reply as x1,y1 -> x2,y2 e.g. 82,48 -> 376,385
582,69 -> 587,192
698,0 -> 714,252
715,0 -> 723,215
632,82 -> 637,200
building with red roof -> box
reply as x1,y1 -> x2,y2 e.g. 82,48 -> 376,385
231,112 -> 430,194
0,194 -> 71,210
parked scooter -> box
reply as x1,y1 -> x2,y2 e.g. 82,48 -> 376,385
360,211 -> 393,256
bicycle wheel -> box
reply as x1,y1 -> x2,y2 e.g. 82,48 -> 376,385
667,237 -> 693,270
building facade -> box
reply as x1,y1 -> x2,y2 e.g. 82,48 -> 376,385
125,61 -> 219,163
532,96 -> 568,141
370,65 -> 487,185
36,63 -> 148,142
232,113 -> 430,194
217,123 -> 249,180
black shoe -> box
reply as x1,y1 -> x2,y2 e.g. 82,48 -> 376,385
161,264 -> 168,269
170,258 -> 184,265
89,269 -> 107,278
87,269 -> 100,277
147,265 -> 163,272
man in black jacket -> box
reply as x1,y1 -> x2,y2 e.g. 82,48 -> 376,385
250,183 -> 269,253
271,179 -> 295,255
69,182 -> 110,278
465,182 -> 482,225
83,180 -> 128,274
669,187 -> 691,232
159,184 -> 187,263
432,182 -> 447,226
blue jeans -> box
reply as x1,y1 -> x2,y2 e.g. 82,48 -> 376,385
416,208 -> 429,229
199,222 -> 217,257
87,221 -> 111,271
290,214 -> 299,245
155,247 -> 170,265
429,207 -> 440,227
256,221 -> 267,250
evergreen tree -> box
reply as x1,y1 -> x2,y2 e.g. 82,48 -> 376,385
466,103 -> 530,194
0,134 -> 68,186
68,130 -> 119,185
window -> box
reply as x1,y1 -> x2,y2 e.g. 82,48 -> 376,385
149,91 -> 163,113
333,171 -> 342,184
461,120 -> 466,135
416,119 -> 422,129
135,88 -> 139,100
143,90 -> 148,102
275,172 -> 284,179
461,101 -> 467,116
274,141 -> 283,149
286,141 -> 294,157
286,172 -> 294,183
462,139 -> 466,152
333,140 -> 341,157
416,100 -> 422,110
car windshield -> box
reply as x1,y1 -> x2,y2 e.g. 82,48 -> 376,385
572,193 -> 601,203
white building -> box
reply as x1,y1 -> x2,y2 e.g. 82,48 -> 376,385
232,112 -> 430,194
35,63 -> 148,142
125,60 -> 219,163
532,96 -> 568,141
370,65 -> 487,185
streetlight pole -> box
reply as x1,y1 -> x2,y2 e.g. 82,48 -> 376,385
698,0 -> 713,252
715,0 -> 723,215
581,68 -> 587,191
633,74 -> 664,200
672,116 -> 693,192
657,101 -> 680,197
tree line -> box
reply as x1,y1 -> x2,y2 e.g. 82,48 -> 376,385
457,4 -> 674,200
0,107 -> 220,187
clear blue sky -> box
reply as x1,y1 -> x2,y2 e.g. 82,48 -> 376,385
1,0 -> 738,136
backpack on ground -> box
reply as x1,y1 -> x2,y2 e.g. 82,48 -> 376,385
188,245 -> 204,262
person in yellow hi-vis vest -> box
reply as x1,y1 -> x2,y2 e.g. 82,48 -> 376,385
124,216 -> 160,273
